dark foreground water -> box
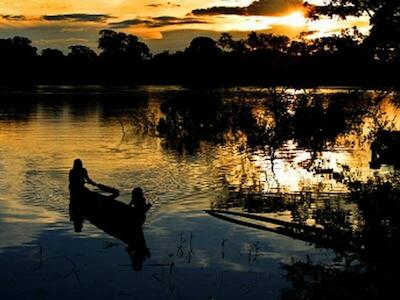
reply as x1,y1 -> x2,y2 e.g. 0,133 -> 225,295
0,86 -> 399,299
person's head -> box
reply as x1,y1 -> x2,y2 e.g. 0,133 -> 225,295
73,159 -> 83,169
132,187 -> 143,199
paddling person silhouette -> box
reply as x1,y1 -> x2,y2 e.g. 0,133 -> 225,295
69,158 -> 98,199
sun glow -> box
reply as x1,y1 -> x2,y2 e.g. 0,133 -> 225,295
279,12 -> 307,27
217,16 -> 274,32
0,1 -> 372,51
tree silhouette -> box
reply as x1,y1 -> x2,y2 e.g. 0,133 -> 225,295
41,48 -> 64,59
217,33 -> 236,52
281,179 -> 400,300
0,36 -> 37,83
288,40 -> 309,57
218,33 -> 247,54
0,36 -> 37,61
98,29 -> 151,62
305,0 -> 400,62
0,26 -> 399,85
185,36 -> 222,58
246,32 -> 290,53
68,45 -> 97,62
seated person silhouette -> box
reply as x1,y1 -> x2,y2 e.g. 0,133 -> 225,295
69,158 -> 98,199
129,187 -> 151,226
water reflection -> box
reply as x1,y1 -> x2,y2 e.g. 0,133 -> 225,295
69,191 -> 151,271
151,87 -> 400,298
280,179 -> 400,299
155,88 -> 399,193
156,89 -> 380,153
206,209 -> 358,252
371,130 -> 400,169
1,85 -> 400,299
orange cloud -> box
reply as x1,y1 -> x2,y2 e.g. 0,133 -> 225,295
192,0 -> 304,17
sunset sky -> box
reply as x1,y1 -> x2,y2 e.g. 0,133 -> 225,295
0,0 -> 370,53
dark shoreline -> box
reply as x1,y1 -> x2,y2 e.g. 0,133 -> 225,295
0,82 -> 398,90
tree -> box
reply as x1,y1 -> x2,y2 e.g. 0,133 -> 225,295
185,37 -> 222,58
41,48 -> 64,59
288,40 -> 310,57
246,31 -> 264,51
218,33 -> 248,54
98,29 -> 151,62
68,45 -> 97,62
305,0 -> 400,61
245,32 -> 290,53
218,33 -> 236,52
309,34 -> 359,56
0,36 -> 37,61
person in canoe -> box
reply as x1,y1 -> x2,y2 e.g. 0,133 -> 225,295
129,187 -> 152,226
69,158 -> 98,199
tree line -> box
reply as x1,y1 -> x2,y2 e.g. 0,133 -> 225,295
1,28 -> 398,86
1,0 -> 399,85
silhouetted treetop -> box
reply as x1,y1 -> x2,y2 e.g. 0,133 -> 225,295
98,29 -> 151,62
41,48 -> 64,58
185,36 -> 222,58
68,45 -> 97,62
0,26 -> 399,85
246,32 -> 290,53
218,33 -> 247,54
305,0 -> 400,61
0,36 -> 37,60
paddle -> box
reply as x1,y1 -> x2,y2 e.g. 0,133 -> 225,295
97,183 -> 120,198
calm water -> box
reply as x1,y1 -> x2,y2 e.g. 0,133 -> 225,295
0,86 -> 399,299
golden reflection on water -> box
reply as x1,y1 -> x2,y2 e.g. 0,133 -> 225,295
0,101 -> 220,222
0,88 -> 399,239
217,96 -> 400,194
5,87 -> 400,300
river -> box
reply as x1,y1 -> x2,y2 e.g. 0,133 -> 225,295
0,85 -> 399,299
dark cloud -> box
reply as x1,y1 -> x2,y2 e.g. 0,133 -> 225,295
150,16 -> 207,27
108,19 -> 153,29
1,15 -> 28,21
192,7 -> 243,16
42,14 -> 113,23
109,16 -> 207,29
192,0 -> 304,17
147,2 -> 181,8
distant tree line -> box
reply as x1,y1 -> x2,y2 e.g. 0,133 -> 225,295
0,27 -> 399,86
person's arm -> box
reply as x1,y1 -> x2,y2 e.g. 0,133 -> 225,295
83,169 -> 97,186
144,201 -> 152,213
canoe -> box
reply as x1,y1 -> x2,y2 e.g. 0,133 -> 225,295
69,189 -> 150,271
69,190 -> 145,244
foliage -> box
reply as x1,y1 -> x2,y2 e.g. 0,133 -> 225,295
0,36 -> 37,60
0,28 -> 399,85
98,29 -> 151,61
305,0 -> 400,62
